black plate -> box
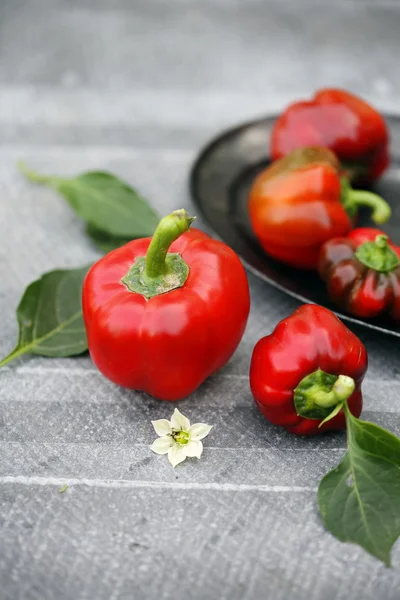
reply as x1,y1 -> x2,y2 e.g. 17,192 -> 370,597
190,114 -> 400,338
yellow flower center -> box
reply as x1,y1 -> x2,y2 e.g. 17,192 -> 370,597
172,430 -> 190,445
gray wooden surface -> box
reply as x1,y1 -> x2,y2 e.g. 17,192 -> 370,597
1,1 -> 400,599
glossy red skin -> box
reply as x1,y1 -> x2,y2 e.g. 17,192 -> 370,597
319,228 -> 400,320
270,89 -> 389,182
82,228 -> 250,401
250,305 -> 367,436
248,148 -> 352,270
346,227 -> 400,255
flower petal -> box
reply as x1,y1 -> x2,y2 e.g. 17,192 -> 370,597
150,436 -> 174,455
168,444 -> 187,467
185,440 -> 203,459
170,408 -> 190,431
151,419 -> 172,437
189,423 -> 213,441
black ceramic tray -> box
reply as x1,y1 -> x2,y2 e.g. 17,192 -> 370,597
190,114 -> 400,338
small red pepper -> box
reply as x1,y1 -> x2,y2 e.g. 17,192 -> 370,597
270,88 -> 389,183
82,209 -> 250,400
319,227 -> 400,320
248,147 -> 391,270
250,304 -> 367,436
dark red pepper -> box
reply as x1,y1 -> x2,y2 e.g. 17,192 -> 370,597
319,227 -> 400,320
82,209 -> 250,401
248,147 -> 391,270
250,304 -> 367,436
270,88 -> 389,183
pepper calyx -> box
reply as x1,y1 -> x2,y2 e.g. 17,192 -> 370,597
355,234 -> 400,273
121,209 -> 195,299
294,370 -> 356,421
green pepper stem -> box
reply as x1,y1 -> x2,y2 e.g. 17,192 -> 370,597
313,375 -> 356,408
145,209 -> 195,278
375,235 -> 389,250
348,189 -> 391,224
294,369 -> 357,421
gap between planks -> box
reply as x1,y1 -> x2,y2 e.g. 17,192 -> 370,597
1,365 -> 248,379
2,364 -> 399,386
0,476 -> 316,493
0,145 -> 192,160
0,441 -> 346,452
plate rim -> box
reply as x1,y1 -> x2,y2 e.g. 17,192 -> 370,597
189,112 -> 400,339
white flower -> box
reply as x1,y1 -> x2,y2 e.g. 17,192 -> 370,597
150,408 -> 213,467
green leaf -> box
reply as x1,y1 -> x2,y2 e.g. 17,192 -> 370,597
0,265 -> 91,367
18,162 -> 159,240
318,404 -> 400,566
317,402 -> 343,428
86,223 -> 133,253
58,484 -> 69,494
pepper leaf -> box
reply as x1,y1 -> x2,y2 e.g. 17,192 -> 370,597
85,223 -> 133,253
318,404 -> 400,566
0,265 -> 91,367
18,162 -> 159,240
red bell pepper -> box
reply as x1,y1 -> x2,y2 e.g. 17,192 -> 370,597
270,88 -> 389,183
248,147 -> 391,270
319,227 -> 400,320
250,304 -> 367,436
82,209 -> 250,400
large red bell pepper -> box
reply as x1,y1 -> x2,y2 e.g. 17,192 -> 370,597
82,209 -> 250,400
250,304 -> 367,435
319,227 -> 400,320
248,147 -> 391,270
270,88 -> 389,183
